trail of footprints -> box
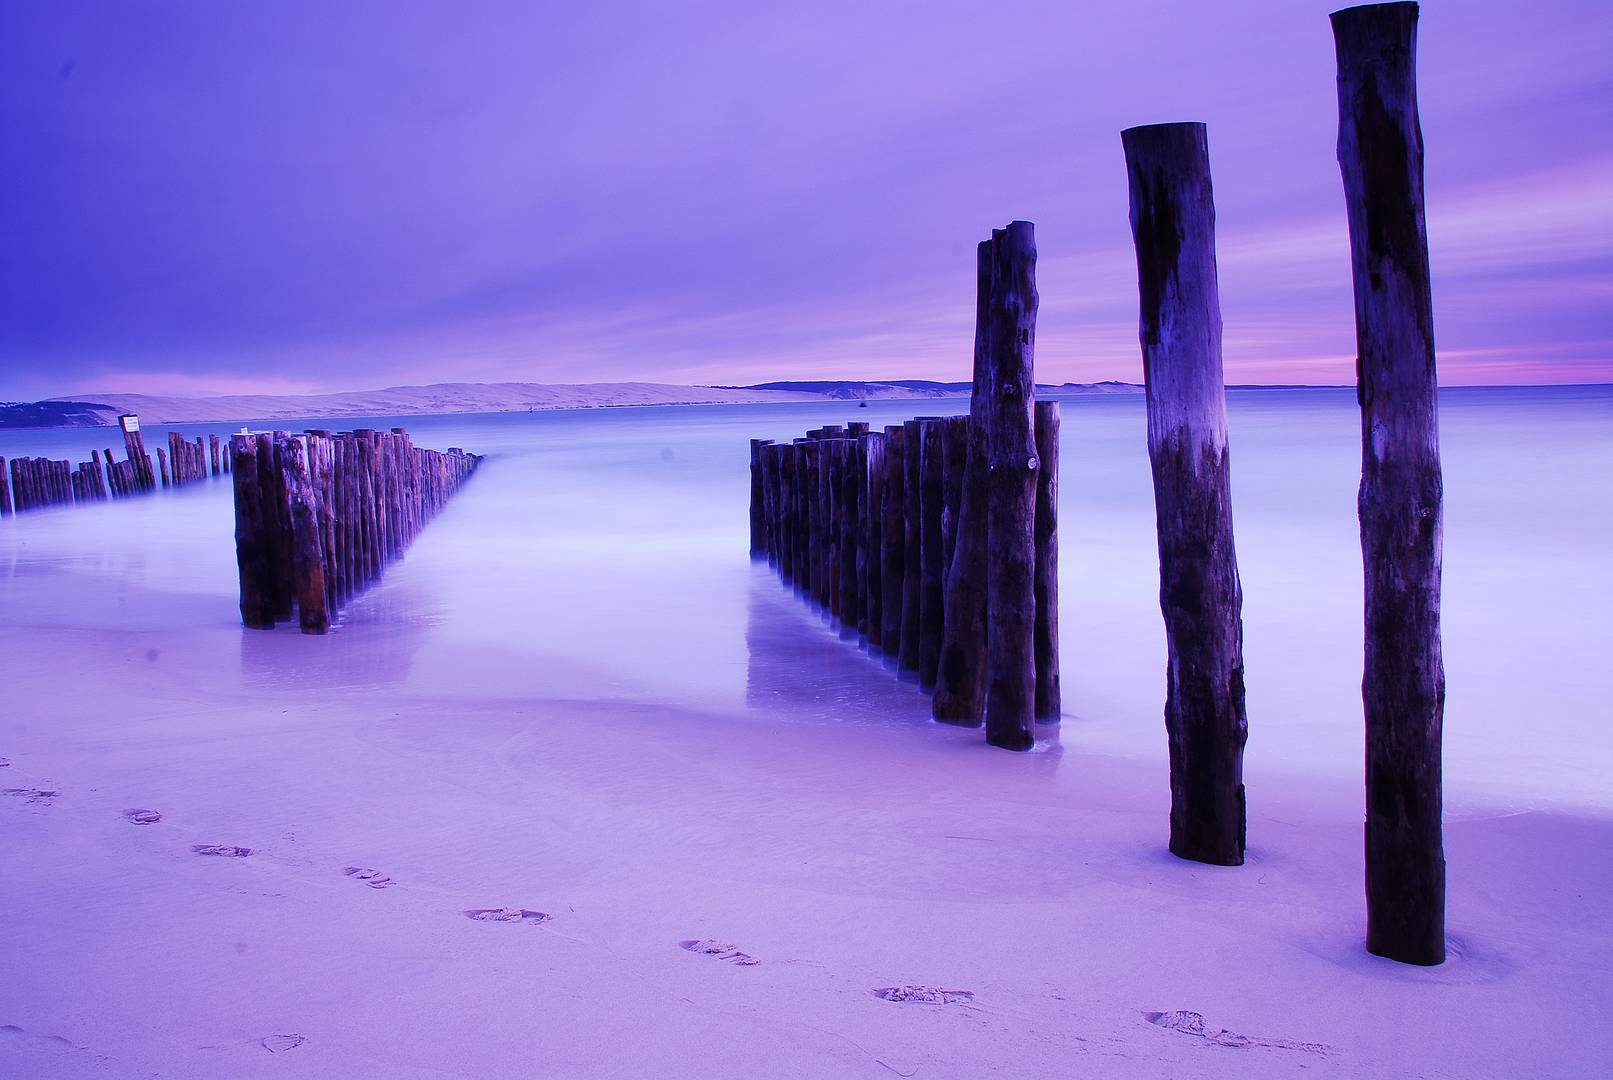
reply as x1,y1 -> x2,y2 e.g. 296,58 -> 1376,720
16,786 -> 1339,1057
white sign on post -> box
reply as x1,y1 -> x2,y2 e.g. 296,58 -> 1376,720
120,415 -> 140,433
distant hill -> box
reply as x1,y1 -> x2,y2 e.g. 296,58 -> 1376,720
731,379 -> 1143,398
0,399 -> 120,428
1,378 -> 1361,429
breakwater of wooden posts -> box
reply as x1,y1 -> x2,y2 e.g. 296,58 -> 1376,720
751,1 -> 1447,968
230,428 -> 480,634
750,224 -> 1060,750
0,414 -> 229,516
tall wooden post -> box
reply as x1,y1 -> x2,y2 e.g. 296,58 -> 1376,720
231,435 -> 273,628
1034,401 -> 1062,720
0,456 -> 9,517
898,419 -> 923,673
840,437 -> 863,636
1334,0 -> 1445,966
279,436 -> 330,634
862,432 -> 885,649
979,223 -> 1040,751
917,419 -> 947,689
934,243 -> 994,726
880,425 -> 907,657
1124,122 -> 1247,865
118,415 -> 152,491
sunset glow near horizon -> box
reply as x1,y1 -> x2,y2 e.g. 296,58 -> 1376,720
2,1 -> 1609,401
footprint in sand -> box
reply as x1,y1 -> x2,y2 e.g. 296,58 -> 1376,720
1144,1010 -> 1335,1055
3,787 -> 61,805
679,939 -> 760,966
192,844 -> 252,858
124,809 -> 162,825
0,757 -> 10,768
343,867 -> 395,889
465,908 -> 551,925
0,1024 -> 79,1054
260,1033 -> 305,1053
873,986 -> 975,1006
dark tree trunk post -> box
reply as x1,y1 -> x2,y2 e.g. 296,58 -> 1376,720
862,432 -> 885,649
819,437 -> 838,613
280,436 -> 330,634
1034,400 -> 1062,721
980,223 -> 1040,751
1123,122 -> 1248,864
0,456 -> 10,517
804,440 -> 822,603
1333,0 -> 1446,966
917,419 -> 947,690
118,415 -> 152,491
156,447 -> 170,488
880,425 -> 907,658
939,415 -> 968,606
781,443 -> 795,578
231,435 -> 273,628
210,434 -> 222,476
839,437 -> 861,637
758,441 -> 776,564
826,439 -> 845,622
935,242 -> 995,726
898,418 -> 923,674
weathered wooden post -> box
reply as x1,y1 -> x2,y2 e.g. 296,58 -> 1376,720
1123,122 -> 1247,864
917,419 -> 947,689
118,415 -> 152,491
231,435 -> 273,628
935,242 -> 994,725
279,436 -> 330,634
862,432 -> 885,648
939,415 -> 968,606
878,426 -> 905,656
978,223 -> 1041,750
839,437 -> 862,635
210,434 -> 222,476
0,456 -> 10,517
898,418 -> 923,673
1034,400 -> 1061,720
1334,0 -> 1445,966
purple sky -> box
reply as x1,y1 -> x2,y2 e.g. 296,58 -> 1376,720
2,1 -> 1609,399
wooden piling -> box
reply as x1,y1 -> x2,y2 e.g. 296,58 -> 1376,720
934,242 -> 994,726
279,436 -> 329,634
980,222 -> 1040,752
210,434 -> 222,476
1034,401 -> 1061,721
861,432 -> 885,647
1123,121 -> 1247,863
839,437 -> 861,634
898,419 -> 923,673
1333,0 -> 1445,966
917,418 -> 947,689
231,435 -> 273,628
879,425 -> 907,658
750,438 -> 767,557
0,456 -> 9,517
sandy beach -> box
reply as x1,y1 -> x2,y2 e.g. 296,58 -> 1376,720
3,393 -> 1609,1079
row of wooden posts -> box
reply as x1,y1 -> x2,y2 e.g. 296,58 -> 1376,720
750,226 -> 1060,751
0,416 -> 228,517
230,427 -> 480,634
749,3 -> 1447,967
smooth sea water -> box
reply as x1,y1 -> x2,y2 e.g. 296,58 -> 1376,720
2,386 -> 1609,811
